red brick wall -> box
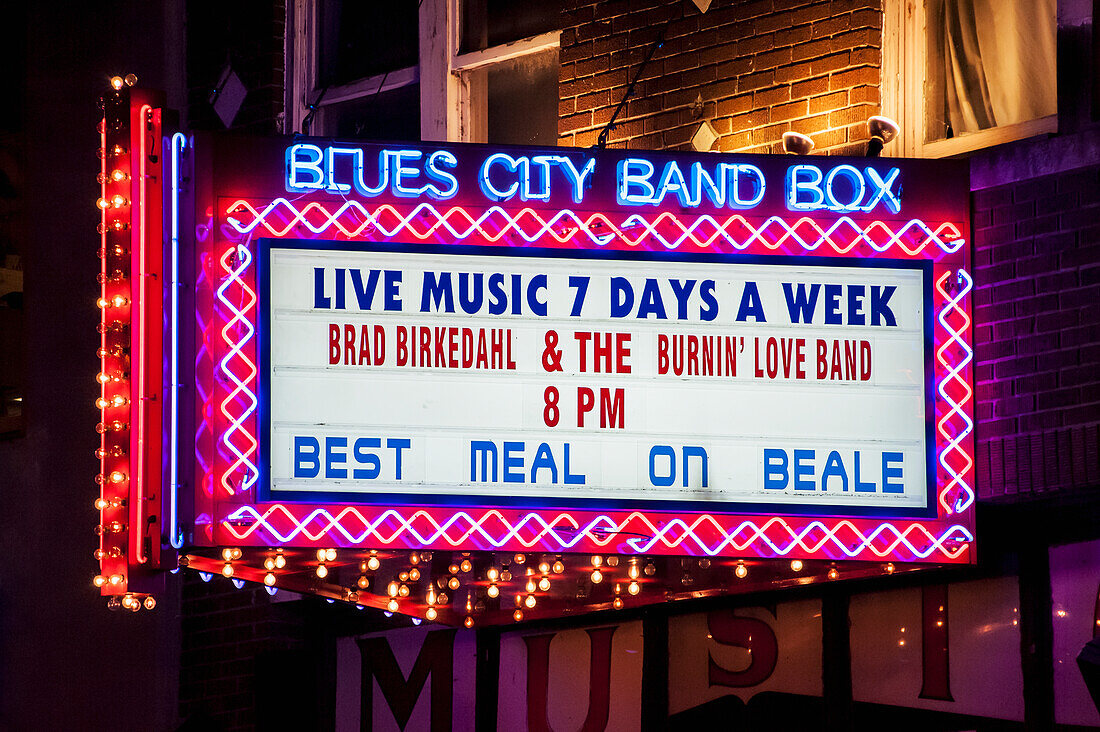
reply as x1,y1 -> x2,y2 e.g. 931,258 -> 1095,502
559,0 -> 882,154
972,165 -> 1100,500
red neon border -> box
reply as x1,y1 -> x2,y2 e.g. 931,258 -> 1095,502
197,191 -> 974,563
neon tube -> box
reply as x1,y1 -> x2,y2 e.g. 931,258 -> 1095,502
169,132 -> 186,548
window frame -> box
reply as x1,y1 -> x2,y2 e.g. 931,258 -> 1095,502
286,0 -> 560,143
881,0 -> 1058,158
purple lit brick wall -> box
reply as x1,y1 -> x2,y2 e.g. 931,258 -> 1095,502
972,165 -> 1100,499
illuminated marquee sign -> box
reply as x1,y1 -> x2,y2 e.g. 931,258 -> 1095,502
123,131 -> 969,573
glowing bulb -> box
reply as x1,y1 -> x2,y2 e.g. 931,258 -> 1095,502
524,594 -> 536,609
274,554 -> 286,569
367,555 -> 380,571
538,560 -> 550,574
464,616 -> 474,628
110,194 -> 126,208
357,575 -> 370,589
315,564 -> 328,579
591,555 -> 603,567
325,548 -> 337,562
111,295 -> 128,307
97,372 -> 111,384
486,567 -> 499,582
96,197 -> 110,210
735,563 -> 748,579
613,597 -> 624,610
437,592 -> 448,605
525,578 -> 536,593
387,598 -> 399,613
221,548 -> 235,562
316,548 -> 327,562
513,553 -> 526,564
591,569 -> 603,584
96,297 -> 110,309
828,567 -> 840,580
628,563 -> 640,580
448,576 -> 460,590
644,561 -> 656,576
387,581 -> 399,597
109,574 -> 124,585
111,395 -> 128,407
426,607 -> 437,621
487,584 -> 499,598
143,596 -> 156,610
538,577 -> 551,592
110,76 -> 124,90
109,470 -> 125,483
884,563 -> 896,574
222,563 -> 234,578
460,559 -> 472,573
399,571 -> 409,582
94,497 -> 109,510
110,169 -> 127,182
398,583 -> 409,597
93,575 -> 107,587
628,581 -> 640,595
263,572 -> 276,586
790,559 -> 804,572
124,73 -> 138,87
552,559 -> 565,574
513,609 -> 523,622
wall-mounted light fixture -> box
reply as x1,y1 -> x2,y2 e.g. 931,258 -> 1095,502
866,115 -> 899,157
782,131 -> 814,155
691,120 -> 719,152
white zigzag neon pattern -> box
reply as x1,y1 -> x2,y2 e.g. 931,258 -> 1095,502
935,269 -> 975,513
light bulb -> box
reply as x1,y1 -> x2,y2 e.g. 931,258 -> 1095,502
110,169 -> 127,182
524,594 -> 536,608
513,609 -> 523,622
426,607 -> 437,621
316,548 -> 327,562
884,563 -> 896,574
94,498 -> 109,510
486,567 -> 499,582
222,563 -> 234,578
735,562 -> 748,579
628,581 -> 640,595
399,571 -> 409,582
357,575 -> 370,589
93,575 -> 107,587
110,76 -> 124,90
315,564 -> 328,579
143,596 -> 156,610
397,583 -> 409,597
460,559 -> 472,573
96,197 -> 110,210
109,470 -> 125,483
644,561 -> 656,576
525,578 -> 536,593
264,557 -> 275,571
387,598 -> 399,612
96,297 -> 109,309
790,559 -> 804,572
827,567 -> 839,580
222,548 -> 235,562
591,555 -> 603,567
552,558 -> 564,574
367,555 -> 380,571
448,576 -> 460,590
111,295 -> 128,307
124,73 -> 138,87
538,577 -> 551,592
628,564 -> 640,579
387,581 -> 399,597
263,572 -> 276,586
613,597 -> 624,610
591,569 -> 603,584
537,560 -> 550,574
464,616 -> 474,628
97,372 -> 111,384
109,575 -> 126,587
110,194 -> 126,208
274,554 -> 286,569
325,548 -> 337,562
513,553 -> 525,564
487,584 -> 499,598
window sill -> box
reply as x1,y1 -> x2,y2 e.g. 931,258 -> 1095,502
915,115 -> 1058,159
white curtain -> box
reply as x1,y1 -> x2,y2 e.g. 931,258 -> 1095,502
942,0 -> 1057,136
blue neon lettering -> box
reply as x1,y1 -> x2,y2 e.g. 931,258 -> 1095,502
480,153 -> 520,201
692,163 -> 723,206
390,149 -> 424,197
656,162 -> 692,207
824,164 -> 866,211
287,143 -> 325,192
324,147 -> 358,193
424,150 -> 458,198
553,156 -> 596,204
525,156 -> 553,201
864,166 -> 901,213
731,165 -> 766,208
617,159 -> 656,205
787,164 -> 825,211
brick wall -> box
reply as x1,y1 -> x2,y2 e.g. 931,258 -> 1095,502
559,0 -> 881,154
972,165 -> 1100,500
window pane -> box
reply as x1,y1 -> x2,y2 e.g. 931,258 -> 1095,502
461,0 -> 561,53
318,0 -> 418,86
925,0 -> 1056,141
487,49 -> 559,146
321,84 -> 421,142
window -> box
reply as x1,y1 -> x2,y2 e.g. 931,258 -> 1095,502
882,0 -> 1057,157
287,0 -> 561,145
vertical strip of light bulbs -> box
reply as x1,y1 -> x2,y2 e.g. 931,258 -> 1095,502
94,75 -> 134,603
